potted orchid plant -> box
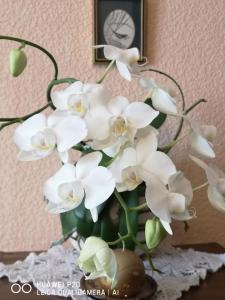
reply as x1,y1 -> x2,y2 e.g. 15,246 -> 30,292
0,35 -> 224,299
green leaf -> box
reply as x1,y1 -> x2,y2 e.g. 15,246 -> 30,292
99,198 -> 119,247
145,98 -> 167,129
60,210 -> 78,236
118,189 -> 139,250
60,202 -> 93,238
60,198 -> 118,242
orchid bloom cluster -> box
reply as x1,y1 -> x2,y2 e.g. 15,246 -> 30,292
1,40 -> 224,286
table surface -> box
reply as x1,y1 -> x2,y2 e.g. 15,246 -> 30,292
0,243 -> 224,300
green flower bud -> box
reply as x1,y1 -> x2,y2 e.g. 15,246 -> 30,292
145,218 -> 167,249
9,48 -> 27,77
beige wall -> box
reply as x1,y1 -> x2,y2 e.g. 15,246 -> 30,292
0,0 -> 225,251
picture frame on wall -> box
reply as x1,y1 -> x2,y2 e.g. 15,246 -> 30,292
94,0 -> 144,62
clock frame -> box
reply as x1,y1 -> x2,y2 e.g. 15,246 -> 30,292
94,0 -> 145,62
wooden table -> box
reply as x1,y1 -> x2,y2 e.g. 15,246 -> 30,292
0,243 -> 224,299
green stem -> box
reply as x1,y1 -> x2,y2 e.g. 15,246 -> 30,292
46,77 -> 77,108
159,132 -> 190,153
132,236 -> 159,272
0,103 -> 50,130
97,60 -> 115,84
114,190 -> 158,271
193,182 -> 209,192
0,77 -> 77,129
107,234 -> 130,246
114,190 -> 132,235
50,226 -> 77,248
0,35 -> 58,79
128,203 -> 148,212
185,98 -> 207,114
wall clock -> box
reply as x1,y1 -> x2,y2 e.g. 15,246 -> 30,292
94,0 -> 144,62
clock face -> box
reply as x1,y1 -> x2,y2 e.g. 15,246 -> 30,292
103,9 -> 135,49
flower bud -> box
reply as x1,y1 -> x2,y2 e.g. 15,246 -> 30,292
145,218 -> 167,249
9,48 -> 27,77
78,236 -> 118,288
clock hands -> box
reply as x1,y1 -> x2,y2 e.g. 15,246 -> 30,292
112,29 -> 128,40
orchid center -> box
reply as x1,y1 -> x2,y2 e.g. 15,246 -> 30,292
31,129 -> 56,153
111,116 -> 127,137
68,95 -> 87,116
122,166 -> 142,190
58,181 -> 84,207
168,196 -> 186,214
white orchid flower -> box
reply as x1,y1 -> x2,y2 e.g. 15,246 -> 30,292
146,172 -> 194,234
140,77 -> 178,114
86,96 -> 159,157
52,81 -> 109,117
78,236 -> 118,288
13,113 -> 87,162
187,120 -> 216,158
191,155 -> 225,212
109,127 -> 176,191
95,45 -> 140,81
44,152 -> 115,221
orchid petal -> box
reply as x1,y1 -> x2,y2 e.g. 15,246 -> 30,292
201,125 -> 217,142
108,96 -> 129,116
109,148 -> 137,183
168,193 -> 186,214
125,102 -> 159,129
90,208 -> 98,222
51,81 -> 83,110
151,88 -> 177,114
102,45 -> 121,60
119,48 -> 140,64
189,132 -> 215,158
76,152 -> 102,179
140,77 -> 156,90
160,220 -> 173,235
54,116 -> 87,152
208,186 -> 225,213
168,171 -> 193,206
116,61 -> 131,81
86,106 -> 111,140
143,151 -> 176,184
84,166 -> 115,210
145,181 -> 171,223
58,151 -> 69,163
13,114 -> 47,151
44,164 -> 76,204
136,129 -> 158,165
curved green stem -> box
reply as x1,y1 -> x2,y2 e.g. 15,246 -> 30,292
0,77 -> 78,130
46,77 -> 77,108
0,35 -> 58,79
0,103 -> 50,130
185,98 -> 207,114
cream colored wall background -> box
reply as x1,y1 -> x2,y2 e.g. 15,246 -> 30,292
0,0 -> 225,251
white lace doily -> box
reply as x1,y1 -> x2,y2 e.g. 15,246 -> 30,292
0,243 -> 225,300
